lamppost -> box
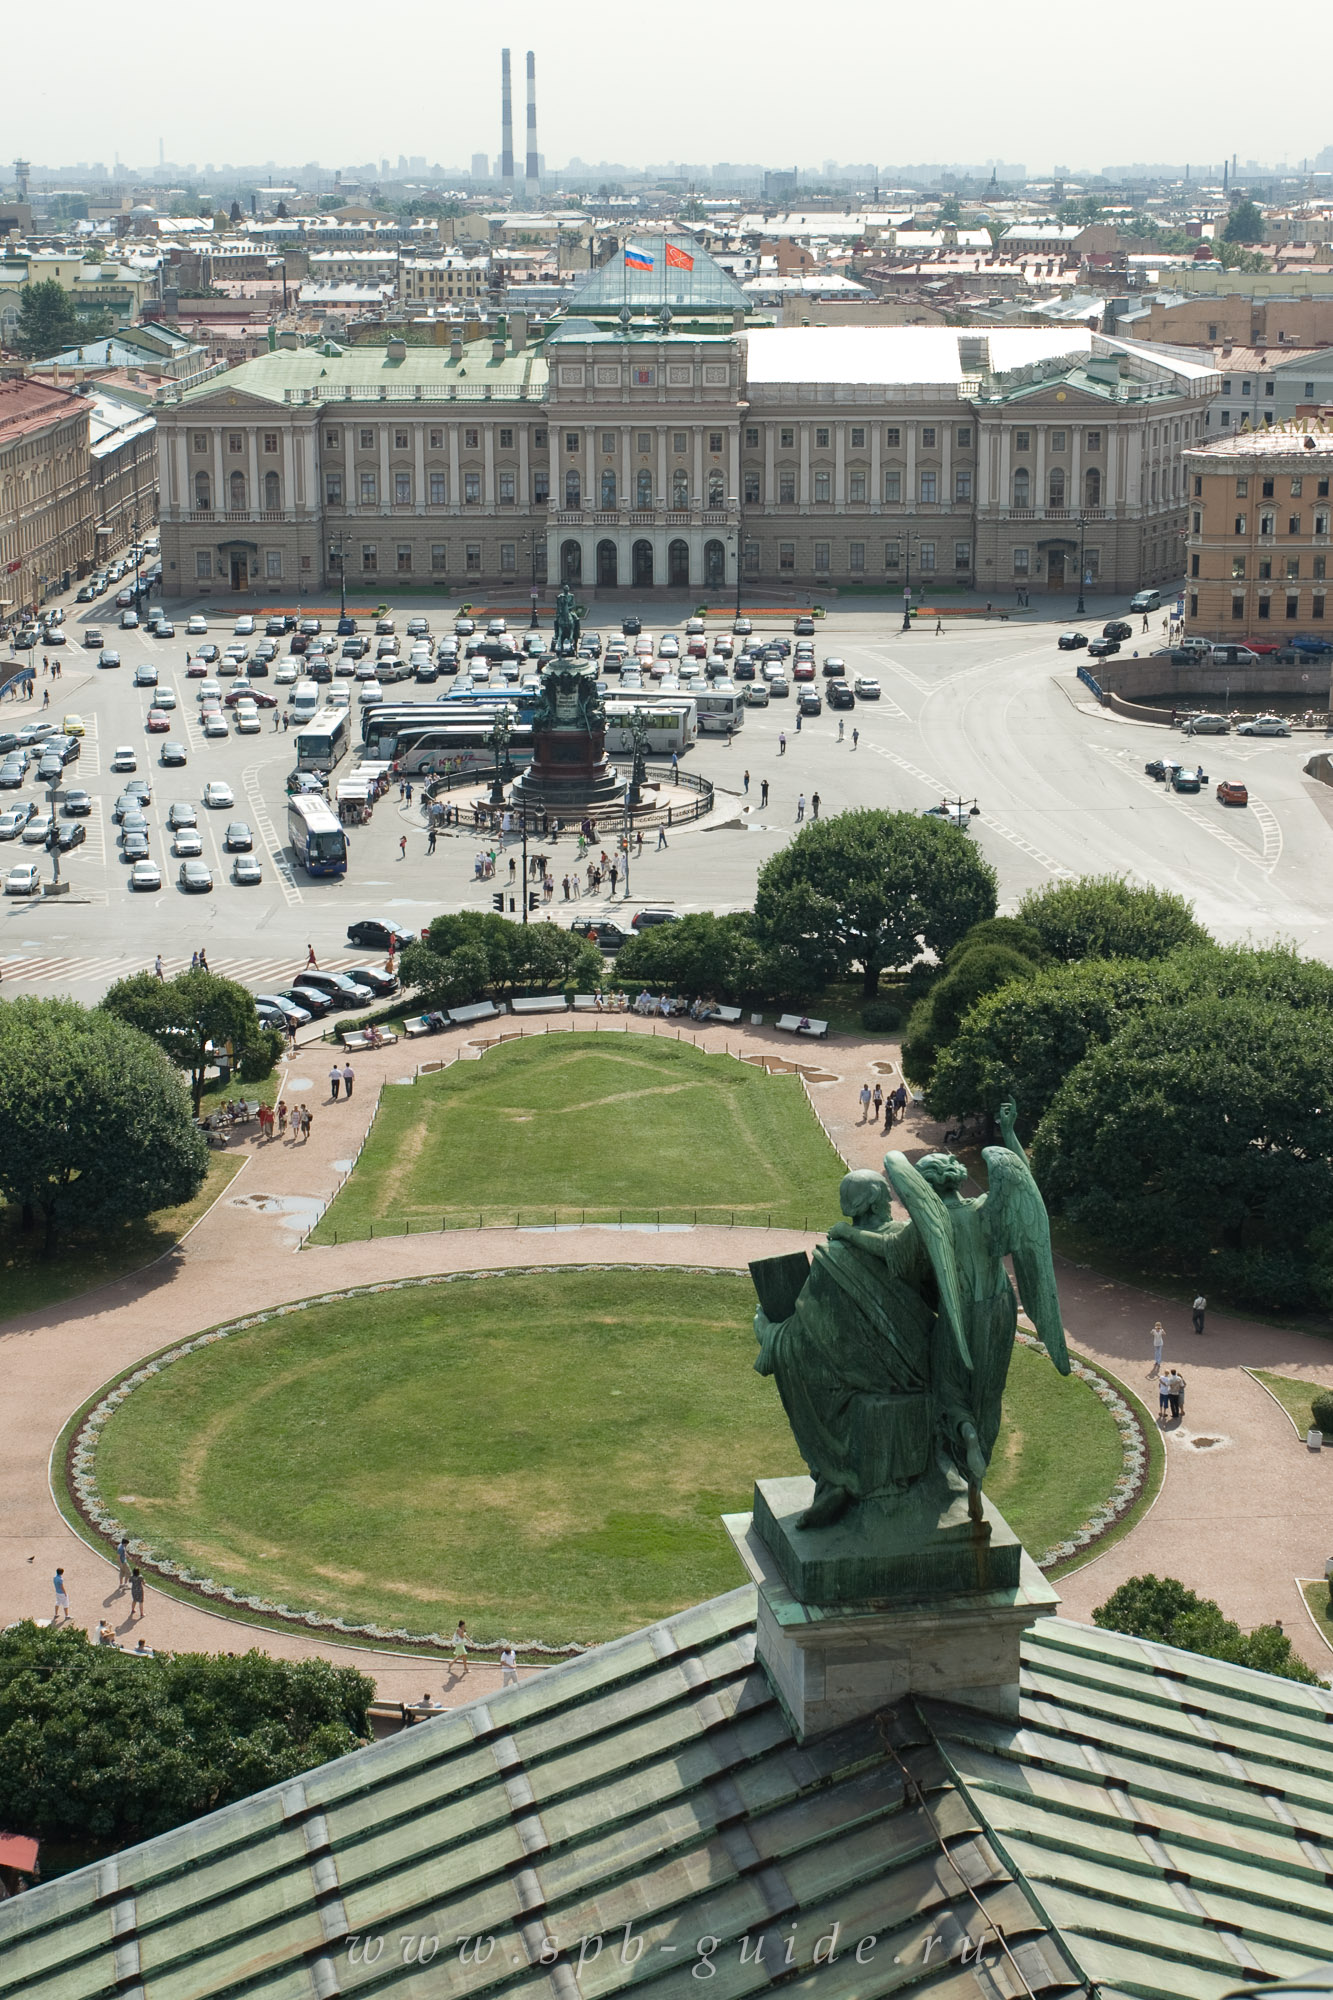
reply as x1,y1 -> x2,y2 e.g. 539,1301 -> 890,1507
625,705 -> 650,807
900,535 -> 915,633
729,522 -> 743,621
527,534 -> 540,629
131,519 -> 143,607
334,531 -> 346,620
485,703 -> 515,805
1075,512 -> 1087,617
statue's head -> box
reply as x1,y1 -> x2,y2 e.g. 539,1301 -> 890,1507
839,1169 -> 890,1224
913,1151 -> 969,1194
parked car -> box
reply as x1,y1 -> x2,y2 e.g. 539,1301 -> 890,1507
793,660 -> 816,682
121,830 -> 151,861
295,970 -> 365,1007
1129,590 -> 1162,613
172,829 -> 204,857
146,709 -> 171,733
346,918 -> 415,951
233,854 -> 264,885
203,781 -> 235,808
794,615 -> 815,636
1057,631 -> 1088,651
1216,780 -> 1249,806
1237,714 -> 1291,736
1211,644 -> 1259,667
56,821 -> 87,853
1171,765 -> 1206,793
130,859 -> 162,891
0,805 -> 36,839
234,614 -> 256,636
821,657 -> 847,679
1182,713 -> 1230,735
853,676 -> 881,700
186,614 -> 209,636
6,862 -> 42,895
62,789 -> 92,816
798,690 -> 823,716
343,965 -> 399,998
223,819 -> 253,851
255,992 -> 311,1026
21,813 -> 53,845
828,683 -> 856,710
1087,637 -> 1120,658
631,908 -> 679,930
1103,621 -> 1133,642
178,859 -> 214,892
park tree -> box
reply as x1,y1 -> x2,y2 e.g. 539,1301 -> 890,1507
407,911 -> 600,1005
0,998 -> 207,1256
612,911 -> 765,1000
101,969 -> 266,1114
1223,198 -> 1264,243
0,1624 -> 373,1848
1094,1575 -> 1318,1685
754,811 -> 997,999
1031,997 -> 1333,1277
14,279 -> 88,359
901,942 -> 1041,1091
1016,875 -> 1208,963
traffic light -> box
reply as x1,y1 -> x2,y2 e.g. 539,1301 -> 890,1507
492,892 -> 505,912
528,891 -> 541,912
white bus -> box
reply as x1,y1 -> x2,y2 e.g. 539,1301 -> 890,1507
286,792 -> 348,876
692,683 -> 745,734
603,700 -> 697,755
294,708 -> 350,774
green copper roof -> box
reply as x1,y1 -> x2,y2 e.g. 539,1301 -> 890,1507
179,339 -> 548,406
1,1607 -> 1330,2000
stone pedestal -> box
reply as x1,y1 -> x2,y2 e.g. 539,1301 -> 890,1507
725,1476 -> 1059,1743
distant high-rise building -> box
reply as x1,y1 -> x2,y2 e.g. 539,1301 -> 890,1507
471,153 -> 489,181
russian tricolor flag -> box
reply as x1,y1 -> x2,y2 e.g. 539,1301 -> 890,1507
624,246 -> 654,270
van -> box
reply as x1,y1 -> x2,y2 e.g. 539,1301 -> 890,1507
290,680 -> 320,722
1130,590 -> 1162,613
1210,644 -> 1259,667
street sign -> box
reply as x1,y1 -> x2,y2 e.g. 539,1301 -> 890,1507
903,587 -> 912,600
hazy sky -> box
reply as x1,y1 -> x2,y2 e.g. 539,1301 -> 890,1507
11,0 -> 1333,175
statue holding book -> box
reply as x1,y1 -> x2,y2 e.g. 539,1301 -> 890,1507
752,1102 -> 1067,1535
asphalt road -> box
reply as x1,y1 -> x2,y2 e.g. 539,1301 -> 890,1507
3,583 -> 1331,1008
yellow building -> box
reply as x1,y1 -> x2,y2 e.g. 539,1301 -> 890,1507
1184,421 -> 1331,639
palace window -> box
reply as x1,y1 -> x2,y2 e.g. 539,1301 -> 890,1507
429,473 -> 447,504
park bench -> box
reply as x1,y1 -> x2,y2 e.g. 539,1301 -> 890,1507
776,1014 -> 829,1039
715,1005 -> 743,1024
572,993 -> 598,1011
448,1000 -> 503,1026
510,994 -> 569,1015
402,1017 -> 434,1038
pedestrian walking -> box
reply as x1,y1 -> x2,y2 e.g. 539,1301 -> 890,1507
1150,1321 -> 1165,1375
399,835 -> 408,859
154,954 -> 164,980
610,861 -> 618,894
1158,1371 -> 1171,1425
329,1066 -> 341,1101
888,1081 -> 907,1128
811,792 -> 821,820
427,826 -> 437,854
872,1082 -> 883,1122
52,1569 -> 70,1623
276,1098 -> 288,1136
851,727 -> 859,750
838,718 -> 844,740
743,769 -> 750,794
117,1537 -> 132,1585
671,751 -> 679,780
1167,1369 -> 1185,1423
130,1569 -> 145,1621
500,1644 -> 519,1689
657,824 -> 668,849
342,1063 -> 354,1098
198,949 -> 208,972
306,945 -> 318,968
778,732 -> 786,755
302,1105 -> 314,1142
796,793 -> 805,822
42,687 -> 50,709
795,708 -> 803,733
258,1102 -> 274,1141
1192,1293 -> 1206,1336
859,1082 -> 872,1123
935,617 -> 943,635
760,778 -> 769,807
509,857 -> 517,881
451,1620 -> 469,1675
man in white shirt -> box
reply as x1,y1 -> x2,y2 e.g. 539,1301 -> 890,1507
1192,1295 -> 1206,1336
500,1645 -> 519,1689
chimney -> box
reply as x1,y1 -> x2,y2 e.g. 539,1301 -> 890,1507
450,332 -> 463,361
277,329 -> 299,350
501,50 -> 515,197
386,336 -> 406,360
492,337 -> 506,362
511,311 -> 527,352
524,52 -> 540,204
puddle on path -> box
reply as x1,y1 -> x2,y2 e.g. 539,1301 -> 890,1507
229,1192 -> 323,1233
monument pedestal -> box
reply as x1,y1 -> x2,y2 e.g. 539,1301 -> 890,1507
725,1476 -> 1058,1743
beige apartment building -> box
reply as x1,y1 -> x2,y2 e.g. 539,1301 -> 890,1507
0,378 -> 95,617
153,241 -> 1214,601
1183,421 -> 1332,639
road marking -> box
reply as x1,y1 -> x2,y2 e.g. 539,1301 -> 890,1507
866,742 -> 1074,879
242,765 -> 301,906
0,948 -> 378,990
1090,744 -> 1277,872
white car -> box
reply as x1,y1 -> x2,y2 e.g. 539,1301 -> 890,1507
5,862 -> 42,895
110,746 -> 138,772
358,680 -> 384,705
234,614 -> 255,636
233,853 -> 264,885
172,829 -> 204,857
197,679 -> 222,703
153,687 -> 177,709
203,713 -> 229,737
203,780 -> 234,808
853,676 -> 882,699
326,687 -> 351,710
186,614 -> 209,636
274,661 -> 298,685
1237,714 -> 1291,736
22,813 -> 54,845
658,635 -> 680,658
234,709 -> 261,733
130,859 -> 162,891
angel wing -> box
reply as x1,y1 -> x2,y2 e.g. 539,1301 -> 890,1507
980,1146 -> 1070,1376
882,1151 -> 971,1371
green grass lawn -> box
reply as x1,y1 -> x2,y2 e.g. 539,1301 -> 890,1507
310,1034 -> 848,1243
1299,1582 -> 1333,1659
90,1269 -> 1124,1648
0,1152 -> 242,1324
1250,1369 -> 1332,1439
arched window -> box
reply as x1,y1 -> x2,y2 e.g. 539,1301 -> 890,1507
264,470 -> 281,510
632,540 -> 653,587
704,539 -> 725,587
561,539 -> 582,583
565,469 -> 581,509
673,469 -> 689,508
596,540 -> 618,587
229,470 -> 246,511
636,468 -> 653,509
600,469 -> 617,509
708,471 -> 724,507
1048,468 -> 1065,509
194,471 -> 211,509
1084,467 -> 1101,507
668,539 -> 690,587
1012,468 -> 1030,508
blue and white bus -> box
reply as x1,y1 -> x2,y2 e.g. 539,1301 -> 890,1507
287,792 -> 348,875
294,708 -> 350,775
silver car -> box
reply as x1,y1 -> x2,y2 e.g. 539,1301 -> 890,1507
1237,714 -> 1291,736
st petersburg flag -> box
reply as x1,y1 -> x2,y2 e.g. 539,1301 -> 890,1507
624,245 -> 654,271
665,242 -> 694,271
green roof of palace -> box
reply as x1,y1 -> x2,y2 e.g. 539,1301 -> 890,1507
2,1605 -> 1331,2000
178,339 -> 549,406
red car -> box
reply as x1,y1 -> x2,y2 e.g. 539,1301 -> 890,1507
224,685 -> 277,708
1242,639 -> 1281,656
792,660 -> 816,681
1216,780 -> 1249,807
145,708 -> 171,732
186,659 -> 208,677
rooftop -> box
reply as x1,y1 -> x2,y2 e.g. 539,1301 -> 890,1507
0,377 -> 87,443
175,337 -> 548,408
569,235 -> 749,312
2,1601 -> 1331,1999
1187,417 -> 1333,460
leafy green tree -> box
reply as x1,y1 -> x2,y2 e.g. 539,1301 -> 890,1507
1017,875 -> 1208,963
902,943 -> 1041,1090
0,1624 -> 372,1847
0,998 -> 207,1256
14,279 -> 84,359
754,811 -> 997,999
612,912 -> 764,1000
101,969 -> 264,1114
945,916 -> 1049,969
408,912 -> 600,1003
938,194 -> 962,223
1032,997 -> 1333,1263
1094,1575 -> 1318,1685
399,938 -> 491,1013
1223,198 -> 1264,243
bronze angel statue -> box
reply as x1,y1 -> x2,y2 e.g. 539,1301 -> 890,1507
754,1101 -> 1068,1534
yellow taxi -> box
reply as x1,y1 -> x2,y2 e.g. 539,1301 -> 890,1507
61,713 -> 86,736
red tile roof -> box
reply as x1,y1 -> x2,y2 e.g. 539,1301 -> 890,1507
0,376 -> 86,444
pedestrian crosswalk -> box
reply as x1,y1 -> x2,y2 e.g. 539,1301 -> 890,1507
0,948 -> 385,994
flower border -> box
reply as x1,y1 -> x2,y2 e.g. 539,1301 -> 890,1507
66,1273 -> 1145,1651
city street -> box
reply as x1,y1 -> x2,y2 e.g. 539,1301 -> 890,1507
4,583 -> 1332,1007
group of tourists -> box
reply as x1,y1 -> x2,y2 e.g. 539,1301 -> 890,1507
857,1079 -> 910,1129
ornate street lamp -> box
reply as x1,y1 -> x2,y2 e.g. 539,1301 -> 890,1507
485,703 -> 516,805
625,705 -> 651,806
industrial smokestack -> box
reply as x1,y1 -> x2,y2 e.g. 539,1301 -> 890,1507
524,52 -> 540,203
501,49 -> 515,197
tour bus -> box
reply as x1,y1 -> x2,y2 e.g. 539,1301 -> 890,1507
286,791 -> 349,876
603,700 -> 697,755
294,708 -> 350,775
692,683 -> 745,733
382,717 -> 536,777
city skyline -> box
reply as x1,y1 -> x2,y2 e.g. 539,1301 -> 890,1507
9,0 -> 1333,184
